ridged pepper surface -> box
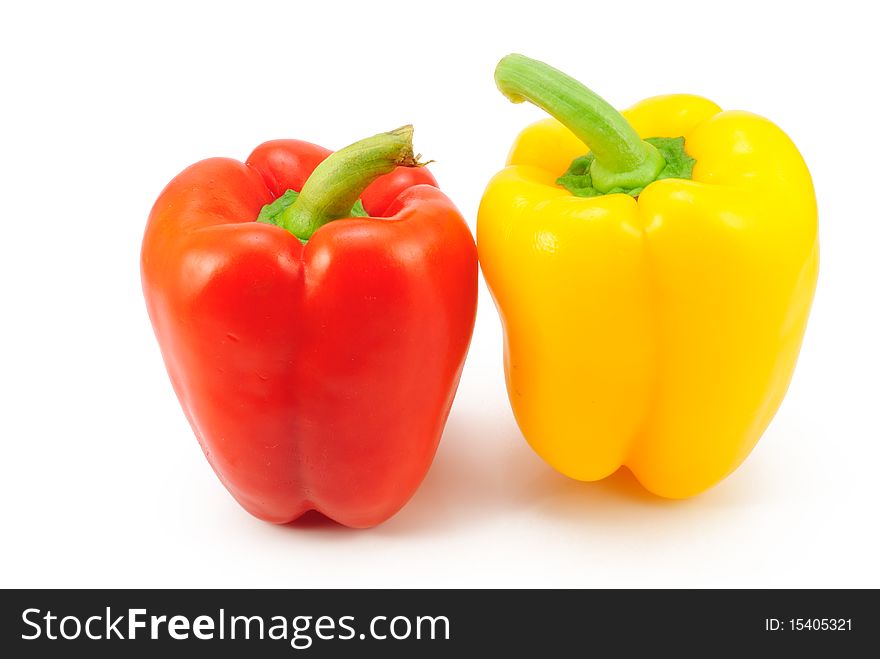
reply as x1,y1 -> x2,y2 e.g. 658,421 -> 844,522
478,55 -> 818,497
143,127 -> 477,527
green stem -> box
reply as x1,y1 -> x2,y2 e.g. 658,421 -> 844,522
494,54 -> 665,193
278,126 -> 418,241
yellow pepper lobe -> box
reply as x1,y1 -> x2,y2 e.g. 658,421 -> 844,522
477,94 -> 818,498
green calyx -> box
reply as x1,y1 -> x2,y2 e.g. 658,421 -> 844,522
494,53 -> 696,197
558,136 -> 695,198
258,190 -> 368,243
257,126 -> 419,242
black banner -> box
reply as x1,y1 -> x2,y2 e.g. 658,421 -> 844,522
1,589 -> 874,656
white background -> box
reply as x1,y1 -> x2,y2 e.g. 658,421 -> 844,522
1,0 -> 877,588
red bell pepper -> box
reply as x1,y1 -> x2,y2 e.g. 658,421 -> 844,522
141,127 -> 477,528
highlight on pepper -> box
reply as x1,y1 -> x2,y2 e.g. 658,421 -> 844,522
478,54 -> 818,498
142,127 -> 478,528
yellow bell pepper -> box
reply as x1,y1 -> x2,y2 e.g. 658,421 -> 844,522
478,54 -> 818,498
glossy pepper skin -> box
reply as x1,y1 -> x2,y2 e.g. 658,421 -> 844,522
478,55 -> 818,498
142,130 -> 477,527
